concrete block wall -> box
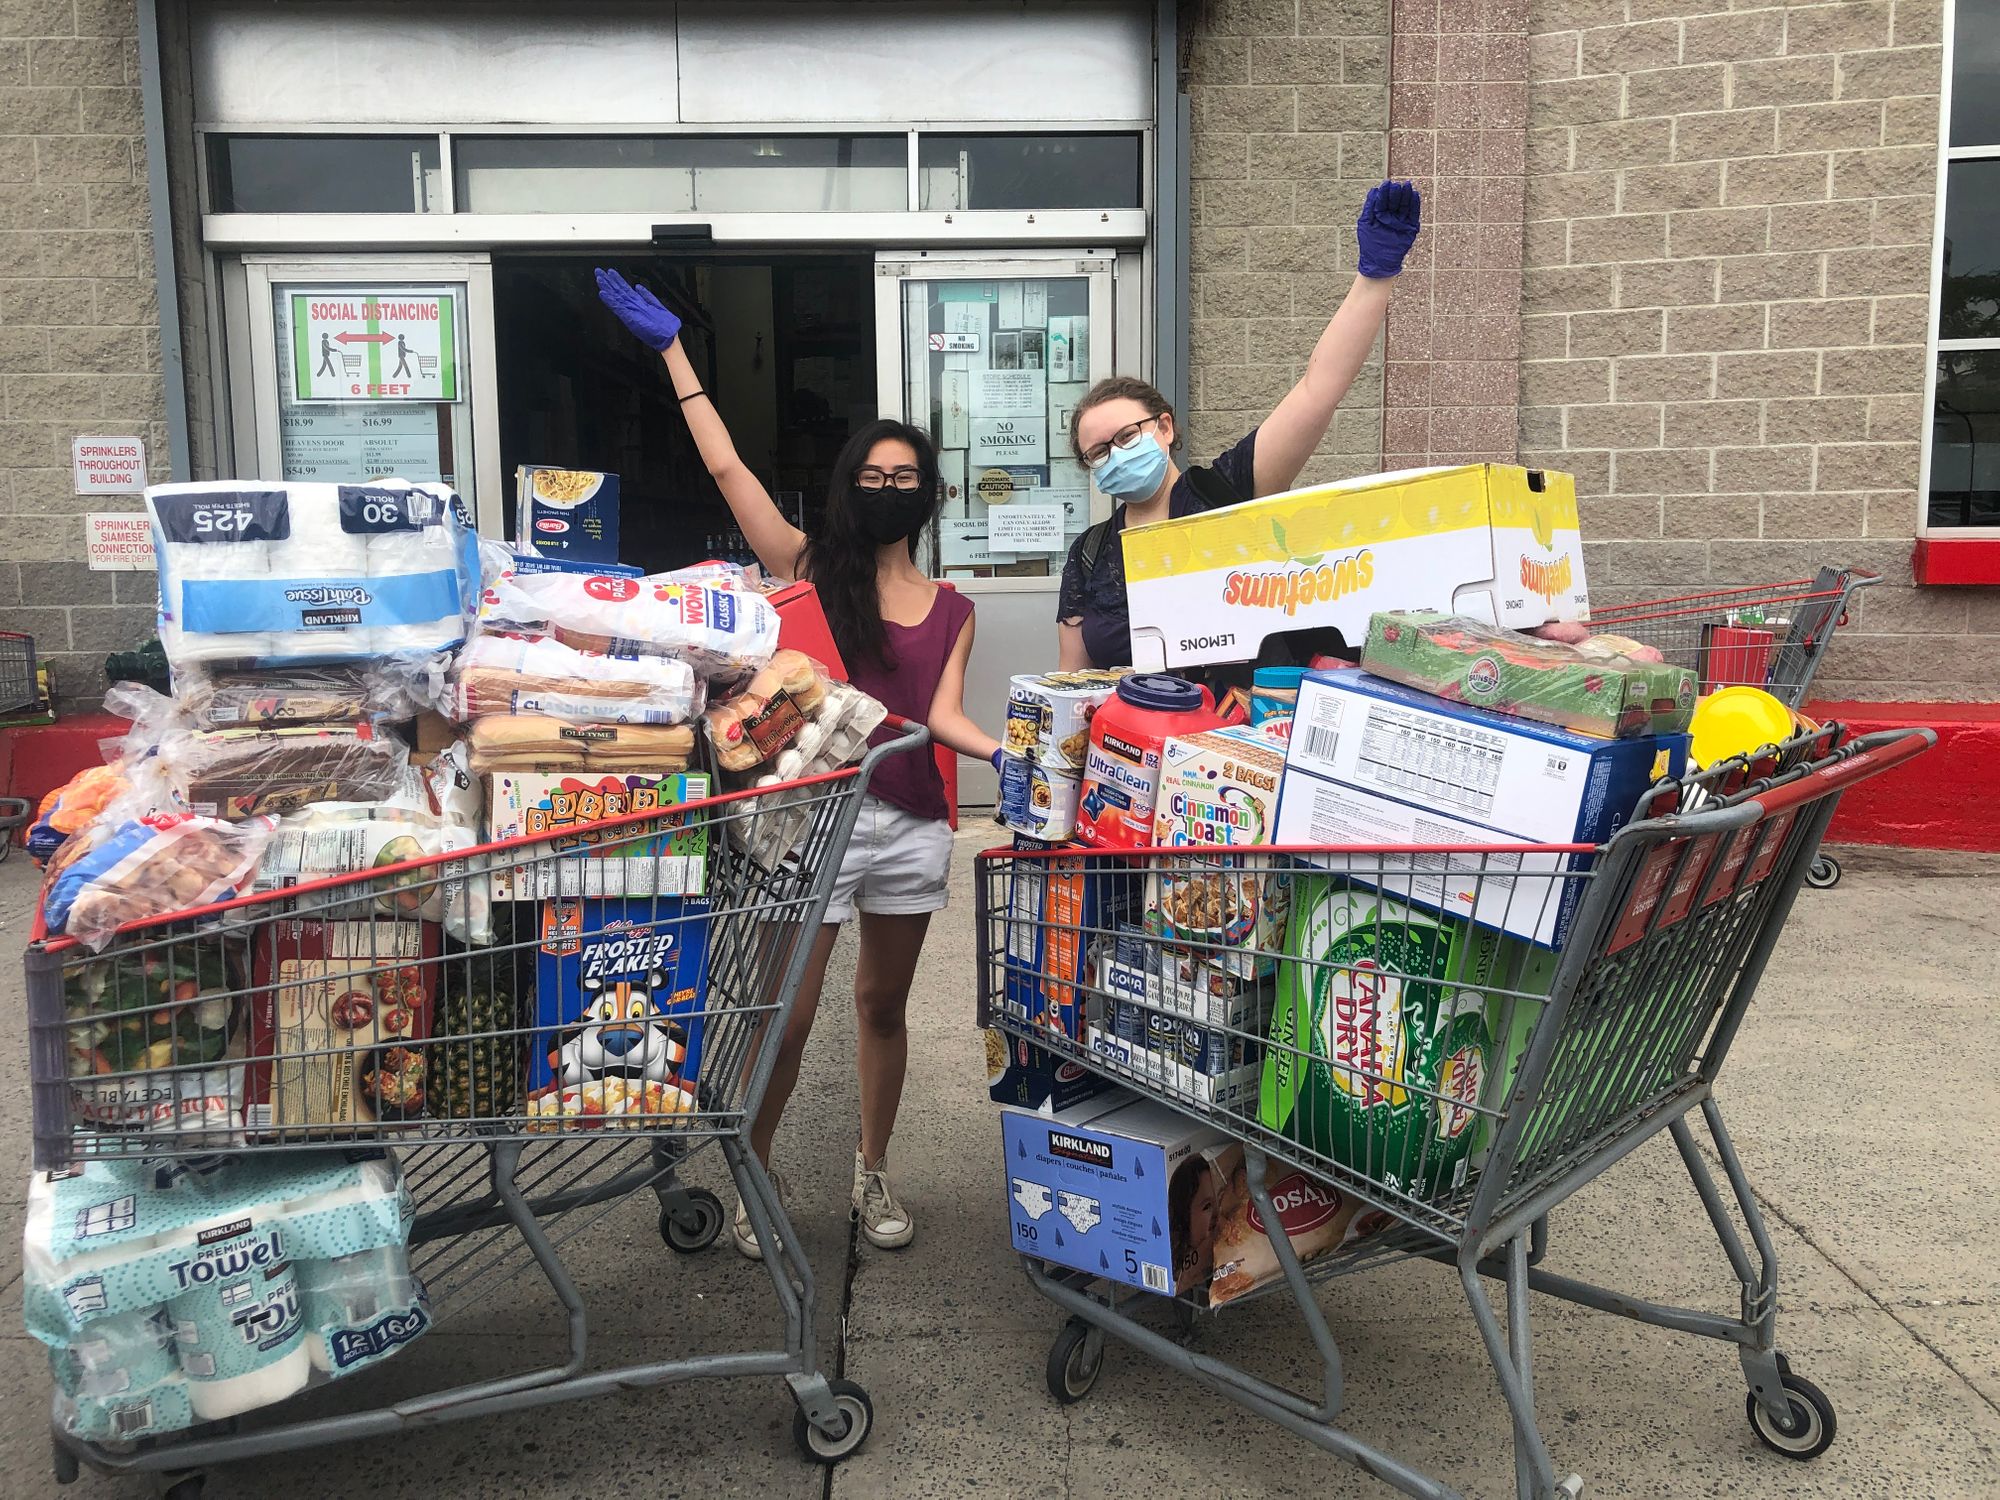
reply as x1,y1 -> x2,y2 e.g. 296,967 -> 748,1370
1185,0 -> 1390,484
0,0 -> 165,707
1521,0 -> 1989,698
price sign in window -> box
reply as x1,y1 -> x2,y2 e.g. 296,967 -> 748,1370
901,274 -> 1100,578
273,283 -> 473,489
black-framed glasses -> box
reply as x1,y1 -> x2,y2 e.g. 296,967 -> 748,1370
1080,414 -> 1164,469
854,467 -> 926,492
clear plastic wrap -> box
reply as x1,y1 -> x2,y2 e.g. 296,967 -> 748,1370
476,563 -> 780,679
731,676 -> 888,868
26,764 -> 128,864
173,720 -> 411,821
445,631 -> 701,726
42,813 -> 277,952
1360,610 -> 1698,740
465,714 -> 696,774
701,649 -> 831,772
178,662 -> 430,731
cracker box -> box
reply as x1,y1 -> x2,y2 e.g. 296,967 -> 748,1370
999,839 -> 1141,1042
1002,1097 -> 1378,1302
1361,611 -> 1697,739
1259,879 -> 1502,1199
527,896 -> 713,1125
1147,724 -> 1290,984
515,464 -> 618,563
1121,464 -> 1589,673
485,771 -> 710,901
1099,922 -> 1274,1027
1273,670 -> 1687,948
1004,670 -> 1128,769
247,918 -> 441,1134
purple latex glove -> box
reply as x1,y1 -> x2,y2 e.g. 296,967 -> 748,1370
1355,180 -> 1422,279
595,267 -> 682,351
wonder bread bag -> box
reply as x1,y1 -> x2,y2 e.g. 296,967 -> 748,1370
477,564 -> 779,680
1257,876 -> 1498,1201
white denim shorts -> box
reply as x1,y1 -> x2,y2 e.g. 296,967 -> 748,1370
823,794 -> 954,923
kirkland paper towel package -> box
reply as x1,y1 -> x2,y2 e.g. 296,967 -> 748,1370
24,1150 -> 427,1440
148,480 -> 478,672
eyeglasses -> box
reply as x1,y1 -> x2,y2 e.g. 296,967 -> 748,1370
1080,414 -> 1164,469
854,467 -> 926,492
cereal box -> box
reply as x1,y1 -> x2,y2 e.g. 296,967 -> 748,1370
1004,670 -> 1127,769
485,771 -> 710,901
1000,839 -> 1140,1042
515,464 -> 618,563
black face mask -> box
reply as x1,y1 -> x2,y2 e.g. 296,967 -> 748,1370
853,486 -> 932,545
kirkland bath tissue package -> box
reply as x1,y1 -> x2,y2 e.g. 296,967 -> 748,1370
23,1149 -> 429,1440
148,479 -> 479,672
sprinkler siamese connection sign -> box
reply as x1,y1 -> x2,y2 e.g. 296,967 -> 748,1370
291,288 -> 461,403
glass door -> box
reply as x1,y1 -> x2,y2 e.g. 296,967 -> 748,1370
231,256 -> 503,534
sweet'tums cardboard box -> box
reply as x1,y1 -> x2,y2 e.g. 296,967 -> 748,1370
1120,464 -> 1589,673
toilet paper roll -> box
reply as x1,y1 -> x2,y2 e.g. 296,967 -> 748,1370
268,482 -> 370,579
169,1253 -> 311,1420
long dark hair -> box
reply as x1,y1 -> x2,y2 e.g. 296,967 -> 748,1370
800,419 -> 941,671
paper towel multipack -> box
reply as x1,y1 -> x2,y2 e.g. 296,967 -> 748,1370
148,479 -> 479,672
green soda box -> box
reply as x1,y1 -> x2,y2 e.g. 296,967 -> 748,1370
1259,877 -> 1499,1200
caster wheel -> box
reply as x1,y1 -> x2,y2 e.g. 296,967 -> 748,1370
793,1378 -> 873,1463
659,1189 -> 724,1254
50,1443 -> 79,1484
1046,1319 -> 1105,1405
1747,1367 -> 1836,1460
1805,855 -> 1841,890
157,1475 -> 205,1500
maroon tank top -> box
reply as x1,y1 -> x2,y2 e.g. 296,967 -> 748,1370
846,586 -> 973,822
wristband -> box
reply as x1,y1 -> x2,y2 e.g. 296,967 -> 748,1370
989,748 -> 1007,772
678,389 -> 709,405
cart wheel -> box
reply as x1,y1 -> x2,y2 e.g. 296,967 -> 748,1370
1746,1369 -> 1836,1460
659,1189 -> 724,1254
1805,855 -> 1841,890
792,1378 -> 874,1463
1046,1318 -> 1105,1405
50,1442 -> 79,1485
156,1474 -> 205,1500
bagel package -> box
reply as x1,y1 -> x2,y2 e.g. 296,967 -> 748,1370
700,649 -> 828,772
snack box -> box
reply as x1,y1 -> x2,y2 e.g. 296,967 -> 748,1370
516,465 -> 618,563
997,755 -> 1082,842
1273,670 -> 1687,948
1002,1096 -> 1381,1303
1121,464 -> 1589,673
528,896 -> 713,1124
1005,670 -> 1128,769
999,838 -> 1141,1041
1083,994 -> 1268,1108
247,917 -> 441,1134
985,1028 -> 1116,1115
1361,611 -> 1697,739
485,771 -> 710,901
1148,724 -> 1290,982
1099,922 -> 1274,1027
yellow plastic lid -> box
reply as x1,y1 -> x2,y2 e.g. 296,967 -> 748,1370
1688,685 -> 1793,769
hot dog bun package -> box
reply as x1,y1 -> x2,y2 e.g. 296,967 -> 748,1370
477,565 -> 780,679
444,632 -> 700,726
147,479 -> 479,673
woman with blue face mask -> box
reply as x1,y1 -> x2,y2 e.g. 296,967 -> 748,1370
1056,179 -> 1423,671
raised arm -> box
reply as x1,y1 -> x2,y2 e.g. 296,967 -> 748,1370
595,268 -> 808,580
1251,181 -> 1422,498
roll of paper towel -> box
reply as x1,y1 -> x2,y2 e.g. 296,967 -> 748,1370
168,1248 -> 312,1420
299,1247 -> 425,1375
52,1306 -> 180,1398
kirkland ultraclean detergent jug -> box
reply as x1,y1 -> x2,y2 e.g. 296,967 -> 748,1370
1075,673 -> 1221,849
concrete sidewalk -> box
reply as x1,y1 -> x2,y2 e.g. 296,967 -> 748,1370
0,837 -> 1995,1499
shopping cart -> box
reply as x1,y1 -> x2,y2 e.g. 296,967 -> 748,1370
1585,567 -> 1876,890
25,720 -> 928,1495
977,723 -> 1932,1500
0,628 -> 38,715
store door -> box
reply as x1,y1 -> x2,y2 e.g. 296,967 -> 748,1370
875,254 -> 1115,804
225,256 -> 503,532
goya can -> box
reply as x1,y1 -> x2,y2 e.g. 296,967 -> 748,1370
1259,877 -> 1495,1199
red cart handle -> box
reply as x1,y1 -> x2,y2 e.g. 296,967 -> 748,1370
1739,727 -> 1935,820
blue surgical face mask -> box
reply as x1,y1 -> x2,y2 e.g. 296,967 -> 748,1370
1092,430 -> 1170,502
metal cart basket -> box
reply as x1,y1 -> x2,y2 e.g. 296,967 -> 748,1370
976,723 -> 1931,1500
25,720 -> 928,1496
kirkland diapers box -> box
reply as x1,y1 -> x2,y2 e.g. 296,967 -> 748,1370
1120,464 -> 1589,673
516,465 -> 619,563
1273,670 -> 1686,948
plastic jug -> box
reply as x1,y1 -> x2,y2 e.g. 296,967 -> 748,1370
1075,673 -> 1221,848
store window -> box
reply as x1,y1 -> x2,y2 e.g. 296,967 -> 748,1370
208,136 -> 443,214
1930,3 -> 2000,527
917,134 -> 1143,211
900,275 -> 1097,579
453,135 -> 906,214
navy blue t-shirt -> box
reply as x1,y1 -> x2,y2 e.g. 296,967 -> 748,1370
1057,429 -> 1259,669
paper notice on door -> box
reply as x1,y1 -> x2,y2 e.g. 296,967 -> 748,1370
944,302 -> 987,337
1048,382 -> 1088,437
998,283 -> 1024,328
941,516 -> 1016,567
1021,284 -> 1049,327
939,449 -> 968,516
941,368 -> 971,449
1038,485 -> 1090,533
971,417 -> 1048,466
988,505 -> 1065,553
974,369 -> 1046,418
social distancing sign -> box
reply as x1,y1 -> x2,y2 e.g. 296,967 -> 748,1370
291,288 -> 460,403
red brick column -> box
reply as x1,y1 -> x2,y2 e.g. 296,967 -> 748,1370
1382,0 -> 1530,469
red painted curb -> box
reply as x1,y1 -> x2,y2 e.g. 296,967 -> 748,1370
1809,701 -> 2000,853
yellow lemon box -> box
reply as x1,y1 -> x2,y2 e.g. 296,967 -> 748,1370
1121,463 -> 1589,672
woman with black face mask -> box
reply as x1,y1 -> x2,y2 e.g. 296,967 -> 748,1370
597,269 -> 1004,1262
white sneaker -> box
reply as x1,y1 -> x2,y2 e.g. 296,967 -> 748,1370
852,1149 -> 914,1250
733,1167 -> 785,1261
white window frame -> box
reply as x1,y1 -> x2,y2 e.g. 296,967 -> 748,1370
1919,1 -> 2000,537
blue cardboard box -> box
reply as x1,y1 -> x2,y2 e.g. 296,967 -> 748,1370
986,1030 -> 1113,1115
999,837 -> 1140,1041
507,549 -> 642,580
516,465 -> 619,563
529,896 -> 712,1122
1273,670 -> 1687,947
